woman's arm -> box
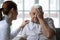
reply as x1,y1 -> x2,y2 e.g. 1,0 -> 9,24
10,20 -> 29,39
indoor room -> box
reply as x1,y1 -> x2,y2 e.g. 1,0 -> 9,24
0,0 -> 60,40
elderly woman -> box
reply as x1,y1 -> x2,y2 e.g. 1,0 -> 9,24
19,5 -> 56,40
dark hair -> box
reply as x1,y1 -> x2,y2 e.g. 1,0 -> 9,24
2,1 -> 17,15
0,8 -> 3,20
0,1 -> 17,20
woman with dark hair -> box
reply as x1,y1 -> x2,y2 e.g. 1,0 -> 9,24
0,1 -> 29,40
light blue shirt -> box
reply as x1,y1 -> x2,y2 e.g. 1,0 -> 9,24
0,16 -> 21,40
0,16 -> 10,40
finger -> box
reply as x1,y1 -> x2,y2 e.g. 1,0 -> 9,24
36,8 -> 40,13
25,21 -> 29,24
35,9 -> 40,15
25,20 -> 29,22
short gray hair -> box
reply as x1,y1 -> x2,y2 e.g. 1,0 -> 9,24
30,4 -> 44,14
32,4 -> 42,9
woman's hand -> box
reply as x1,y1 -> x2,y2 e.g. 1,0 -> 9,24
20,20 -> 29,28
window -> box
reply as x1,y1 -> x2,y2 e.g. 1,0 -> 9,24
39,0 -> 60,28
49,0 -> 59,28
0,0 -> 60,30
12,0 -> 35,30
12,0 -> 60,28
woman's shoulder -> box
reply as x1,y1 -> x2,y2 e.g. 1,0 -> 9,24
0,20 -> 7,24
0,16 -> 8,26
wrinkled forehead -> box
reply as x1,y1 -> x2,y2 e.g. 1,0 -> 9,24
30,7 -> 36,13
30,6 -> 43,15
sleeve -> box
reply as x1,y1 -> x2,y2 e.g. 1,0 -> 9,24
0,20 -> 10,40
20,25 -> 27,38
10,24 -> 27,39
10,27 -> 21,39
4,16 -> 22,39
46,18 -> 56,31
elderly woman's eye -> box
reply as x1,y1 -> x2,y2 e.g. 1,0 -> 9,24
33,13 -> 35,15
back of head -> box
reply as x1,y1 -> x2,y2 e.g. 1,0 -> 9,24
2,1 -> 17,15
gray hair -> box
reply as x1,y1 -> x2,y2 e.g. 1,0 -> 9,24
32,4 -> 42,9
30,4 -> 44,14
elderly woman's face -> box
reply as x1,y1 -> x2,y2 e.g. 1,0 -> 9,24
30,8 -> 39,23
30,7 -> 43,23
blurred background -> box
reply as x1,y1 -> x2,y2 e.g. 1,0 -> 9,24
0,0 -> 60,40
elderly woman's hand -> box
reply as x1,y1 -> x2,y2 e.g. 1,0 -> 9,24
20,20 -> 29,28
36,8 -> 44,20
